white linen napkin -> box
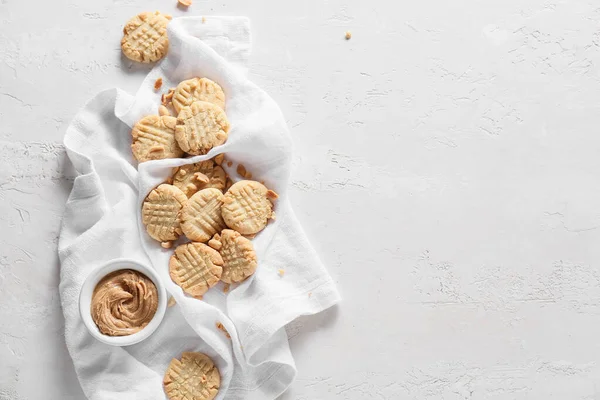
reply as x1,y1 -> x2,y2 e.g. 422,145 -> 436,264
58,16 -> 340,400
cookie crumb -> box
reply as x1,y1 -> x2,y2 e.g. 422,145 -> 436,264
236,164 -> 247,177
345,31 -> 352,40
278,269 -> 285,277
227,161 -> 233,167
214,154 -> 225,166
161,241 -> 173,249
158,105 -> 170,116
167,296 -> 177,307
223,283 -> 230,293
178,0 -> 192,6
216,322 -> 231,339
154,78 -> 163,90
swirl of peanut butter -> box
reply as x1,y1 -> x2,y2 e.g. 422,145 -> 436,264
91,269 -> 158,337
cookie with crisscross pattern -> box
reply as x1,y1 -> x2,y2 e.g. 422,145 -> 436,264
175,101 -> 229,155
121,11 -> 171,63
209,229 -> 257,283
173,160 -> 226,197
169,242 -> 223,297
131,115 -> 183,162
221,180 -> 277,235
173,78 -> 226,114
180,188 -> 226,242
142,184 -> 187,244
163,352 -> 220,400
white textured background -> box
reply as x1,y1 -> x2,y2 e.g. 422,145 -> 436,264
2,0 -> 600,399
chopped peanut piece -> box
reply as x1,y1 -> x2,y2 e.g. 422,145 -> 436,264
161,88 -> 175,106
345,31 -> 352,40
193,172 -> 210,184
216,322 -> 231,339
178,0 -> 192,6
202,16 -> 207,23
154,78 -> 163,90
236,164 -> 247,177
158,105 -> 170,116
266,189 -> 279,199
278,269 -> 285,277
167,296 -> 177,307
227,161 -> 233,167
223,283 -> 230,293
214,154 -> 225,166
161,241 -> 173,249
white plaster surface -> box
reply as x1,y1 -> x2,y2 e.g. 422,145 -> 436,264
2,0 -> 600,399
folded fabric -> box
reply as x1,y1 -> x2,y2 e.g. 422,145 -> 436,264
58,16 -> 340,400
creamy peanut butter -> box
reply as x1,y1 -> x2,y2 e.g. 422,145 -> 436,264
91,269 -> 158,337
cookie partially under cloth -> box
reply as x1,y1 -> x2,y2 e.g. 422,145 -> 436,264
172,78 -> 226,114
172,160 -> 226,197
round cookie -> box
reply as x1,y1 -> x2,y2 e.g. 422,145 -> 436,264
180,188 -> 226,243
121,11 -> 171,63
131,115 -> 183,162
172,78 -> 226,114
173,160 -> 227,197
163,352 -> 220,400
169,242 -> 223,298
142,184 -> 187,244
175,101 -> 230,155
221,180 -> 277,235
209,229 -> 257,284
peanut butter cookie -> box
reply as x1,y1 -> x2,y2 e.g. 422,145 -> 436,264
173,160 -> 226,197
172,78 -> 226,114
121,11 -> 171,63
209,229 -> 257,284
169,242 -> 223,298
180,188 -> 226,242
163,352 -> 220,400
175,101 -> 230,155
131,115 -> 183,162
221,181 -> 277,235
142,184 -> 187,245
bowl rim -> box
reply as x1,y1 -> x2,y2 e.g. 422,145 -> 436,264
78,258 -> 167,347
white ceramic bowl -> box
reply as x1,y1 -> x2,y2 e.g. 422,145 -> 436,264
79,259 -> 167,346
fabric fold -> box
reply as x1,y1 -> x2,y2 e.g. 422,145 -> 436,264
59,16 -> 340,400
